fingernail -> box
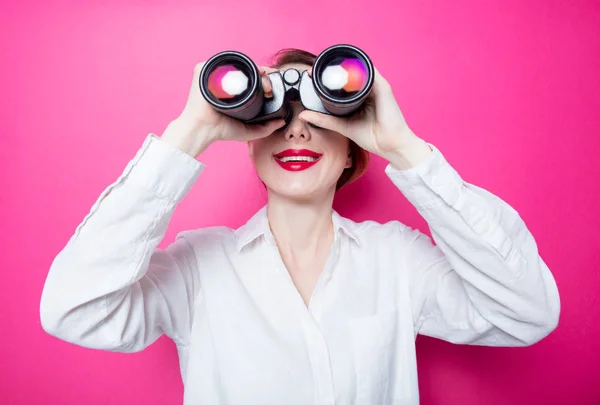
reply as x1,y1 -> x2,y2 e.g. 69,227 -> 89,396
261,77 -> 269,91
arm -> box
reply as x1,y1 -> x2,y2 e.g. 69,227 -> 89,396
387,142 -> 560,346
40,133 -> 204,352
294,62 -> 560,345
41,58 -> 287,352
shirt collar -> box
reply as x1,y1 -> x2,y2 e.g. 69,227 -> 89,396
234,205 -> 361,251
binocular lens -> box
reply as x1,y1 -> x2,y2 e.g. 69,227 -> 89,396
200,51 -> 263,121
320,56 -> 369,99
312,45 -> 373,116
206,62 -> 253,104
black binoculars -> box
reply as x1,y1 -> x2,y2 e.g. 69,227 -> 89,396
199,44 -> 374,124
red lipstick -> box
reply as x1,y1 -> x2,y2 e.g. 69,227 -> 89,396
273,149 -> 323,172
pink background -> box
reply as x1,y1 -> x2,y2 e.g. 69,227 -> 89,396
1,0 -> 599,404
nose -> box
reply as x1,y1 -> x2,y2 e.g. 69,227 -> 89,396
283,119 -> 311,141
283,104 -> 311,142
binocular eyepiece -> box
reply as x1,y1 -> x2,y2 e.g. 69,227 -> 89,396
199,44 -> 374,124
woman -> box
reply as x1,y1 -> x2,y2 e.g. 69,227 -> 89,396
40,48 -> 560,405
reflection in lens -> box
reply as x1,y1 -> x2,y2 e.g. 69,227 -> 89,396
320,57 -> 368,99
207,64 -> 251,103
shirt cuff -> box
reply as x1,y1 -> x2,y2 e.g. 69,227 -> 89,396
384,143 -> 466,211
125,133 -> 205,202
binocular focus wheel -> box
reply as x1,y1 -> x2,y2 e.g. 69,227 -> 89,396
283,69 -> 300,86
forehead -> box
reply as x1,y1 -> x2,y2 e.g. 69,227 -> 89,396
276,62 -> 311,72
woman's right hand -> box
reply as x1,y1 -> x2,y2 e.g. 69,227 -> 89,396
160,62 -> 286,158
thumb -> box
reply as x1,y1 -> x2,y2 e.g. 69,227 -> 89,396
299,111 -> 347,135
242,119 -> 286,141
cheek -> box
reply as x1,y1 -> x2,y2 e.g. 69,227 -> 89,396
249,140 -> 276,177
249,139 -> 270,161
328,136 -> 351,164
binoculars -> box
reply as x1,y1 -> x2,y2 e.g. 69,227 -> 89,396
199,44 -> 374,124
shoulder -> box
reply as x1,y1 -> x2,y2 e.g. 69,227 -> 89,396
340,215 -> 441,271
338,214 -> 427,248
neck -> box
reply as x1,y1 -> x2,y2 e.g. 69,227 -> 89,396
266,190 -> 335,255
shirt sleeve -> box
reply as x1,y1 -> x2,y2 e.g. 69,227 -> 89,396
386,143 -> 560,346
40,133 -> 205,352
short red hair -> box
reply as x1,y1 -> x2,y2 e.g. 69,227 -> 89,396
269,48 -> 370,190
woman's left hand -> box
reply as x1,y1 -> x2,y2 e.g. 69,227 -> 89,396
298,66 -> 432,169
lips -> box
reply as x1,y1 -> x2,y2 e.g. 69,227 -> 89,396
273,149 -> 323,172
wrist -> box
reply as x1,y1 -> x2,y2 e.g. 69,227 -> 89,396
383,135 -> 433,170
160,117 -> 216,158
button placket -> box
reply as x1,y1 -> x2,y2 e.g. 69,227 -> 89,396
309,236 -> 340,322
302,315 -> 335,405
310,238 -> 342,404
268,229 -> 341,404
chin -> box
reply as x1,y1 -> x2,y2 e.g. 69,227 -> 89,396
255,160 -> 344,200
266,180 -> 333,201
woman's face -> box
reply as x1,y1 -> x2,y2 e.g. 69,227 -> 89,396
249,63 -> 352,201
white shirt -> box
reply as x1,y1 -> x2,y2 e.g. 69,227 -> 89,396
40,133 -> 560,405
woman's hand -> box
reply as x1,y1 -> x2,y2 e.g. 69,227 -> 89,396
298,67 -> 432,170
161,63 -> 286,158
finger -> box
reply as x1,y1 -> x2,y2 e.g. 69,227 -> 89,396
367,66 -> 398,113
259,66 -> 277,98
191,61 -> 206,92
372,66 -> 393,95
193,61 -> 206,80
259,66 -> 280,74
243,119 -> 286,141
258,66 -> 279,95
261,74 -> 273,98
298,111 -> 347,135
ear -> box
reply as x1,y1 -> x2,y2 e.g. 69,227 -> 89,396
345,150 -> 352,169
